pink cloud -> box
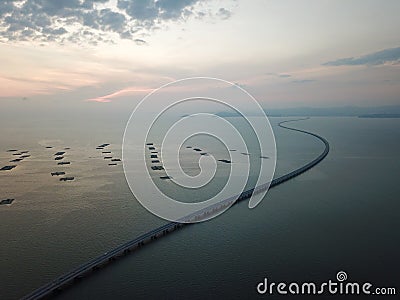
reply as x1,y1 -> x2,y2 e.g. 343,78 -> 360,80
86,87 -> 154,103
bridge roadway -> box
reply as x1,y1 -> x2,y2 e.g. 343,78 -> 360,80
22,118 -> 329,300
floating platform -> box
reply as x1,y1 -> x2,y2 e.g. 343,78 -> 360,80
98,143 -> 110,148
10,158 -> 23,162
218,159 -> 231,164
60,177 -> 75,182
57,162 -> 70,165
51,172 -> 66,176
0,199 -> 14,205
1,165 -> 16,171
151,166 -> 164,170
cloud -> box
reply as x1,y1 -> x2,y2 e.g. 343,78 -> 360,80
266,72 -> 292,78
0,0 -> 233,45
217,8 -> 231,20
87,87 -> 154,103
97,8 -> 126,32
323,47 -> 400,66
134,38 -> 147,45
117,0 -> 159,22
291,79 -> 316,84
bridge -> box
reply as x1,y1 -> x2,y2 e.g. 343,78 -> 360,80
22,118 -> 329,300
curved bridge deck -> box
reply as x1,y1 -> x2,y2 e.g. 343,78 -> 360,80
22,118 -> 330,300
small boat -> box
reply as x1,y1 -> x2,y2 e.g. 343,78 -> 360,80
104,156 -> 112,159
151,160 -> 160,163
6,150 -> 18,152
102,151 -> 112,154
20,155 -> 30,158
149,147 -> 156,150
160,176 -> 172,180
146,143 -> 154,146
193,148 -> 202,152
150,154 -> 158,159
20,151 -> 29,154
57,162 -> 71,165
108,163 -> 117,166
111,159 -> 121,162
54,152 -> 65,156
54,156 -> 64,161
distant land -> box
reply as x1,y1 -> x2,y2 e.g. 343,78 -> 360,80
215,105 -> 400,118
358,114 -> 400,118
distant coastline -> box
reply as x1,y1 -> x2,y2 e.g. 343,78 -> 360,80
358,113 -> 400,118
214,105 -> 400,118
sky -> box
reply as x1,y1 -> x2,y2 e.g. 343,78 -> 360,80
0,0 -> 399,109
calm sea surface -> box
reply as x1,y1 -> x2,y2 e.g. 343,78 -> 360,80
0,116 -> 399,299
